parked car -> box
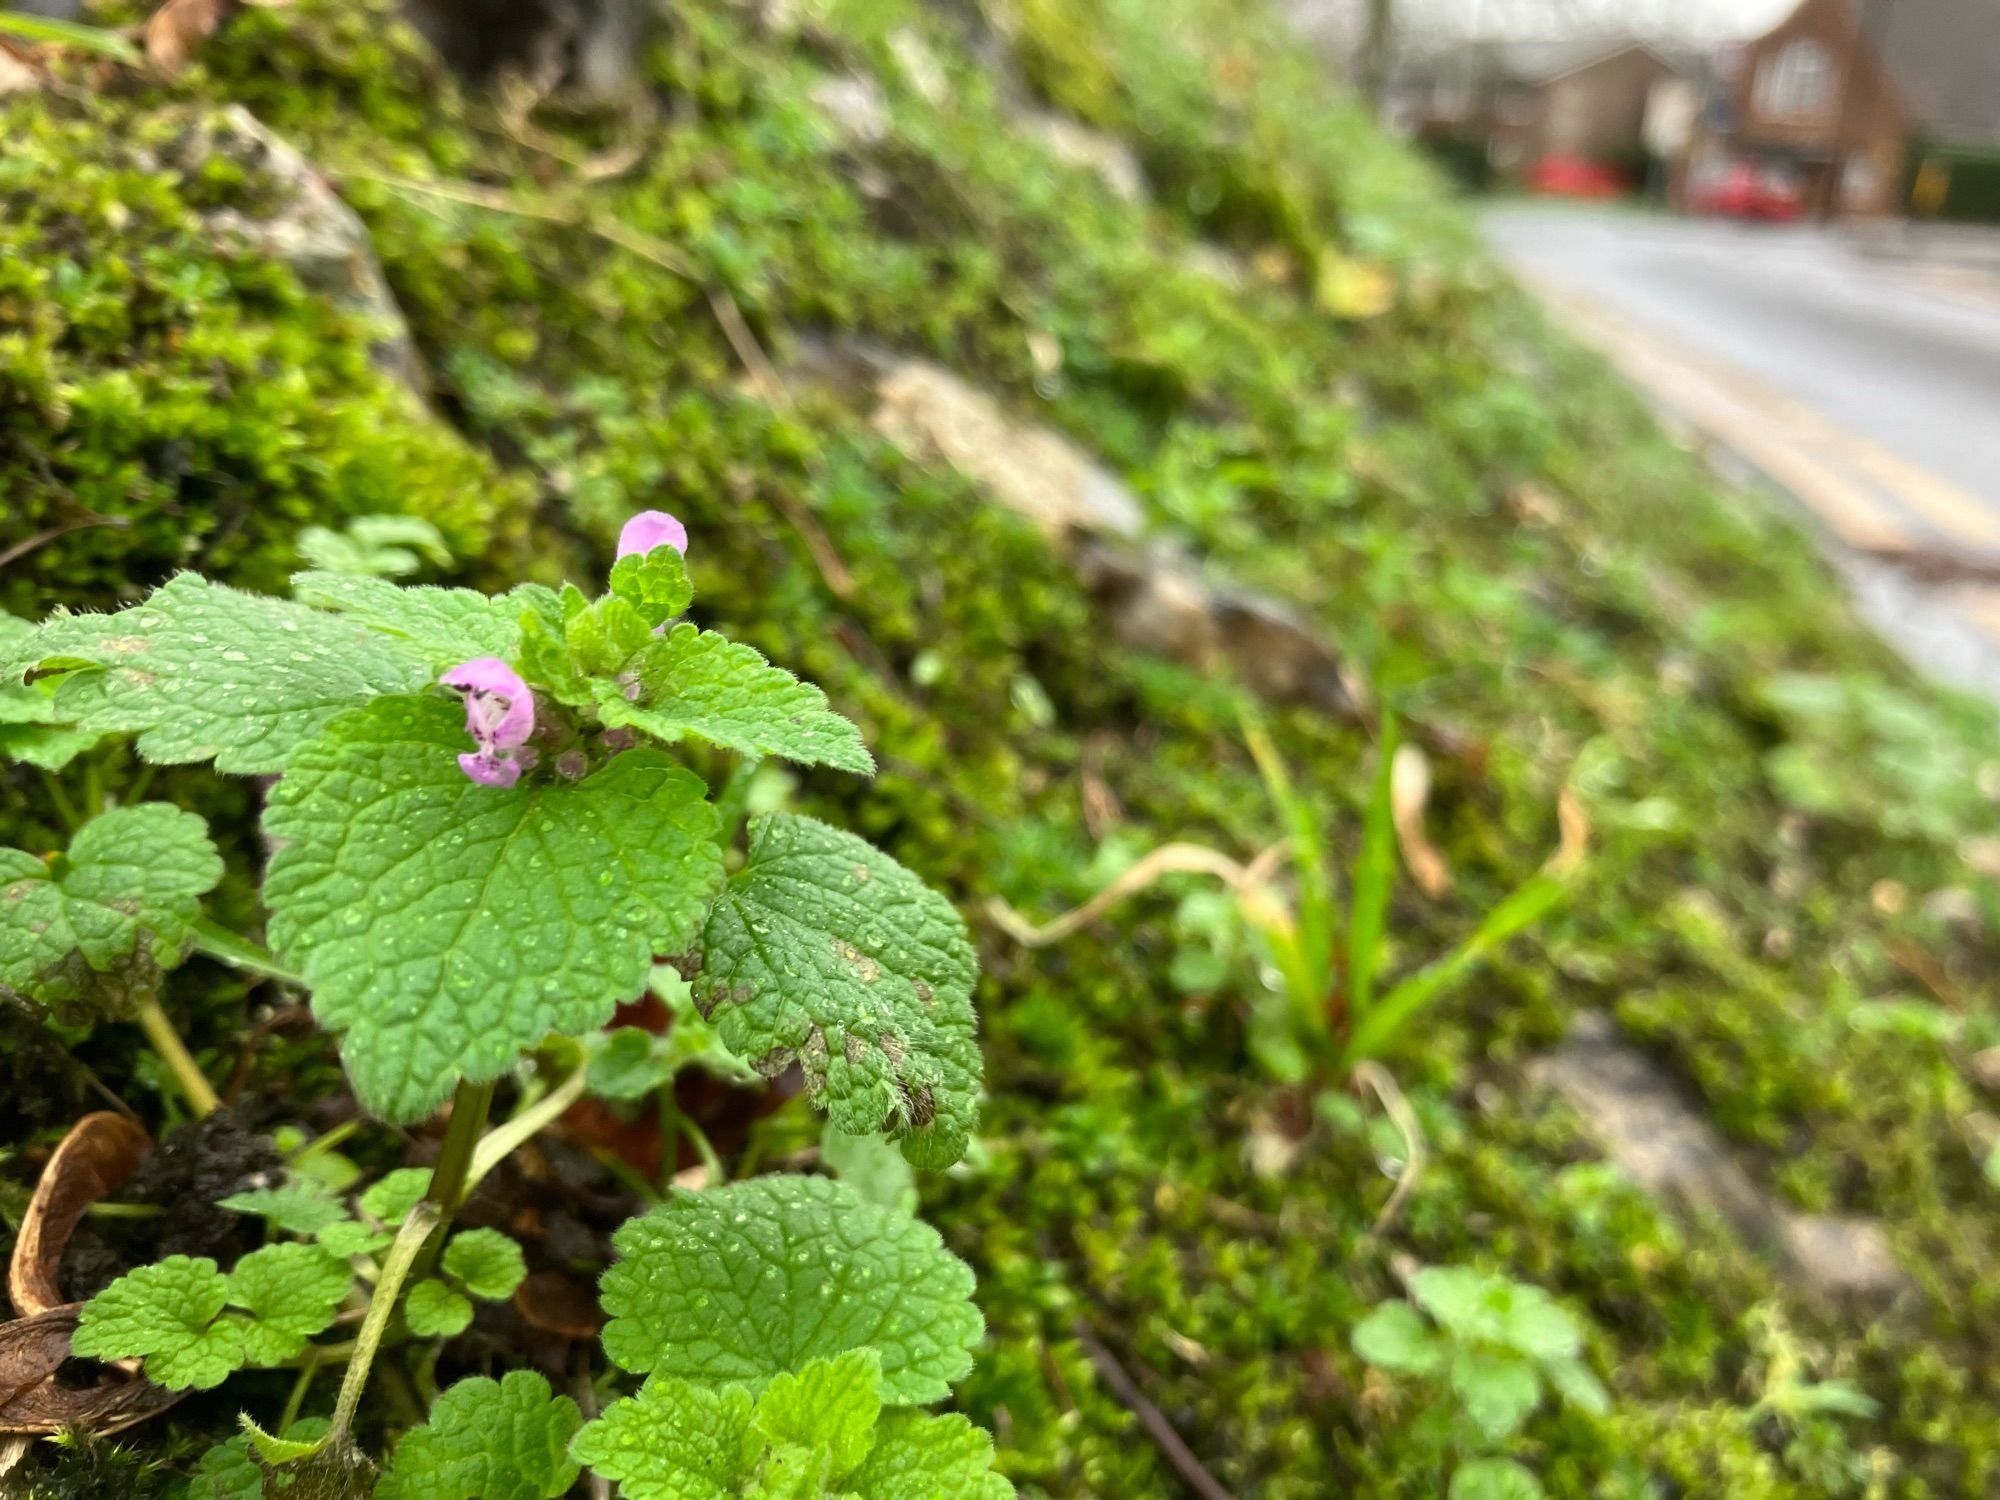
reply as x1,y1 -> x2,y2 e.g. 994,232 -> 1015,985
1526,152 -> 1628,199
1687,159 -> 1803,221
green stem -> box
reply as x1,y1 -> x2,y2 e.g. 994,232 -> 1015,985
134,995 -> 219,1118
679,1112 -> 726,1188
466,1068 -> 588,1190
411,1080 -> 495,1279
189,917 -> 305,985
657,1087 -> 684,1192
279,1351 -> 321,1437
327,1201 -> 439,1448
36,769 -> 79,833
81,758 -> 104,821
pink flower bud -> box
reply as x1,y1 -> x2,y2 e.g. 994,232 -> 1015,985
616,510 -> 689,559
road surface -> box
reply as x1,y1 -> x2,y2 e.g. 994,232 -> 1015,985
1484,203 -> 2000,696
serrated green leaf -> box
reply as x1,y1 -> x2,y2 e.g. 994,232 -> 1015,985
0,804 -> 222,1017
697,814 -> 980,1168
1351,1301 -> 1443,1376
567,595 -> 653,676
586,1025 -> 681,1101
361,1167 -> 435,1226
226,1243 -> 352,1364
188,1438 -> 264,1500
406,1279 -> 474,1338
376,1372 -> 582,1500
263,696 -> 723,1122
0,619 -> 100,769
219,1179 -> 349,1237
608,546 -> 695,627
570,1375 -> 757,1500
1449,1459 -> 1546,1500
518,607 -> 591,706
599,1175 -> 982,1403
1497,1285 -> 1584,1363
239,1415 -> 331,1465
1542,1353 -> 1610,1415
1448,1348 -> 1542,1442
72,1255 -> 244,1391
6,574 -> 434,773
1410,1265 -> 1508,1344
291,572 -> 559,668
753,1349 -> 883,1477
443,1228 -> 526,1300
819,1125 -> 920,1216
844,1409 -> 1014,1499
318,1219 -> 393,1259
598,625 -> 873,774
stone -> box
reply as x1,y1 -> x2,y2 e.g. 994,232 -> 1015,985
863,358 -> 1357,717
1019,109 -> 1147,204
187,108 -> 426,394
1531,1012 -> 1909,1304
811,75 -> 893,148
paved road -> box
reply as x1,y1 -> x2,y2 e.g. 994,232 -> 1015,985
1484,206 -> 2000,540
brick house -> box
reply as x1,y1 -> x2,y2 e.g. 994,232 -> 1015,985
1691,0 -> 2000,217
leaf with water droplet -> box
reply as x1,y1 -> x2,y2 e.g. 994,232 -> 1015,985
264,696 -> 723,1123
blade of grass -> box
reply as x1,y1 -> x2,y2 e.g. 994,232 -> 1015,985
1340,872 -> 1567,1071
1346,710 -> 1401,1027
0,12 -> 140,62
1240,703 -> 1337,998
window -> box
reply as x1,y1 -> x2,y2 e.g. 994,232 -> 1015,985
1754,39 -> 1835,119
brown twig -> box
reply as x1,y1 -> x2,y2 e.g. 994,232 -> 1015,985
1352,1060 -> 1425,1236
1072,1323 -> 1237,1500
0,514 -> 130,573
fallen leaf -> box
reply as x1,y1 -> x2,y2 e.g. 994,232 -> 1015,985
512,1270 -> 603,1340
0,43 -> 36,96
143,0 -> 237,75
0,1305 -> 180,1438
1390,745 -> 1451,898
9,1112 -> 150,1319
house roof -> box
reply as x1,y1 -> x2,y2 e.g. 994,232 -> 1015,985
1491,35 -> 1684,82
1868,0 -> 2000,145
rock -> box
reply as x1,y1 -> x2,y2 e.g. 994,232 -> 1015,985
1018,109 -> 1147,203
188,107 -> 425,394
1530,1013 -> 1909,1304
811,75 -> 893,147
862,357 -> 1356,717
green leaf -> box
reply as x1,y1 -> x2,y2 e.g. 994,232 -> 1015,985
570,1375 -> 756,1500
376,1372 -> 582,1500
1449,1458 -> 1547,1500
0,613 -> 99,769
0,804 -> 221,1017
0,10 -> 141,60
219,1179 -> 349,1237
1542,1354 -> 1611,1416
226,1243 -> 352,1365
819,1124 -> 920,1216
1497,1285 -> 1584,1363
290,572 -> 559,668
586,1025 -> 680,1101
1410,1265 -> 1508,1344
696,813 -> 980,1168
406,1279 -> 474,1338
443,1228 -> 527,1300
317,1220 -> 393,1259
598,625 -> 874,774
1346,709 -> 1400,1020
753,1348 -> 884,1476
71,1256 -> 244,1391
518,606 -> 591,706
1351,1301 -> 1443,1376
188,1438 -> 265,1500
1448,1349 -> 1543,1443
5,574 -> 434,773
361,1167 -> 436,1226
599,1175 -> 982,1404
608,546 -> 695,628
566,595 -> 653,676
263,696 -> 723,1122
843,1409 -> 1014,1499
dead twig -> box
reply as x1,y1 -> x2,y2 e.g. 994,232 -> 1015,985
0,514 -> 131,573
1352,1061 -> 1424,1236
986,842 -> 1282,949
1072,1322 -> 1237,1500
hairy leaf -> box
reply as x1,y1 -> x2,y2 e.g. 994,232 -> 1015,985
226,1243 -> 352,1364
71,1255 -> 242,1391
0,615 -> 100,770
599,625 -> 873,774
598,1175 -> 982,1404
375,1371 -> 581,1500
405,1280 -> 474,1339
697,814 -> 979,1167
844,1409 -> 1014,1499
218,1179 -> 349,1237
607,546 -> 694,628
5,574 -> 433,773
360,1167 -> 435,1226
569,1376 -> 754,1500
263,696 -> 723,1122
442,1229 -> 527,1301
0,804 -> 222,1017
1351,1302 -> 1442,1376
291,572 -> 561,668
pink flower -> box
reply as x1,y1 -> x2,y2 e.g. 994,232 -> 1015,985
617,510 -> 689,559
441,658 -> 535,787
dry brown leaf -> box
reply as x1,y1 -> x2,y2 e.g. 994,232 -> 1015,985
0,43 -> 37,96
143,0 -> 237,75
0,1306 -> 181,1438
1390,744 -> 1451,899
9,1112 -> 150,1319
1548,785 -> 1591,877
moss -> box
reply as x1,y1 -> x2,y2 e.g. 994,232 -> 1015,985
8,0 -> 2000,1493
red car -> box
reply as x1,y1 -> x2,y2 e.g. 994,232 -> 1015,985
1686,160 -> 1804,221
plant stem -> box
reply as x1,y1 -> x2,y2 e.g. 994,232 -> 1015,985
134,995 -> 219,1118
279,1350 -> 321,1436
680,1113 -> 726,1188
36,769 -> 79,832
189,917 -> 306,985
327,1201 -> 439,1448
466,1068 -> 588,1191
412,1079 -> 496,1279
657,1087 -> 684,1192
